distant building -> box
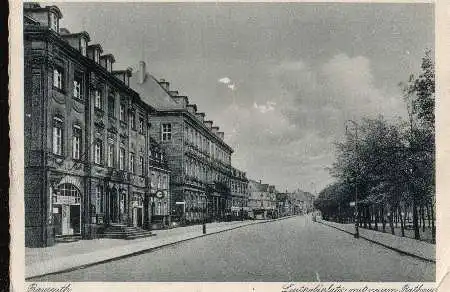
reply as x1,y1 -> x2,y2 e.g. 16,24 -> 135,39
248,180 -> 278,219
23,4 -> 170,247
130,62 -> 249,223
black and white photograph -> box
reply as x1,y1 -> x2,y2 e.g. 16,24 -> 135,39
18,1 -> 438,286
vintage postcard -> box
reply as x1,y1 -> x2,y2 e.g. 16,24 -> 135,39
9,1 -> 449,291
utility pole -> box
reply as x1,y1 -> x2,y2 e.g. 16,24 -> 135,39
345,120 -> 359,239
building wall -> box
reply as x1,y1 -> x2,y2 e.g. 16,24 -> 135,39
24,5 -> 171,246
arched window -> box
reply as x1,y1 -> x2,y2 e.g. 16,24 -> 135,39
55,183 -> 81,204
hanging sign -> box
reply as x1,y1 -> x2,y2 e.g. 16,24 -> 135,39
155,191 -> 164,199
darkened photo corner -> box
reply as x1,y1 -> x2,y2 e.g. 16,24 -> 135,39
23,2 -> 435,282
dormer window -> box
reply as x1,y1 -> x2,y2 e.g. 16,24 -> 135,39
49,12 -> 58,32
80,38 -> 87,56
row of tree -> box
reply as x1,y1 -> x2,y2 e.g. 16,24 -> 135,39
314,51 -> 435,242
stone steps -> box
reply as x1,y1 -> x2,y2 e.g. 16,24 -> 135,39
102,224 -> 154,240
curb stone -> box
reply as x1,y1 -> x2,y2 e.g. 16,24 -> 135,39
316,219 -> 435,263
26,215 -> 298,280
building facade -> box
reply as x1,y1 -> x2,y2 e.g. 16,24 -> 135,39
248,180 -> 278,219
130,63 -> 249,223
24,4 -> 170,247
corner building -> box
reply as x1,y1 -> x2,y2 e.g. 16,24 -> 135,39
24,4 -> 170,247
131,63 -> 249,223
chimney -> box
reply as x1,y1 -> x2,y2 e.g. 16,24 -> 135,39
169,90 -> 179,96
259,180 -> 262,184
217,131 -> 224,140
139,61 -> 146,84
211,126 -> 219,134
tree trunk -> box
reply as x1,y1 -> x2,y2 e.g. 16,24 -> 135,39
399,206 -> 405,237
381,207 -> 386,233
426,203 -> 431,228
430,201 -> 435,243
412,195 -> 421,240
389,205 -> 395,235
374,206 -> 379,231
421,204 -> 426,232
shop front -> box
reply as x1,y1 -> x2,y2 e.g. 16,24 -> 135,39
52,183 -> 82,237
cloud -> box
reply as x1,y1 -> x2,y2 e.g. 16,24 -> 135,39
218,77 -> 231,84
253,101 -> 276,113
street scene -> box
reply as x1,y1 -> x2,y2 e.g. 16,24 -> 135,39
23,2 -> 434,283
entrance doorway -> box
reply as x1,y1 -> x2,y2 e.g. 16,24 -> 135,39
52,183 -> 81,236
109,188 -> 118,223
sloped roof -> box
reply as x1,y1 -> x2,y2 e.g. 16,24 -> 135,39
130,70 -> 182,111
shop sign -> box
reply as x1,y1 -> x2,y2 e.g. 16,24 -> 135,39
55,195 -> 77,205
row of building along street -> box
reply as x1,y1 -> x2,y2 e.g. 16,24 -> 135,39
23,4 -> 315,247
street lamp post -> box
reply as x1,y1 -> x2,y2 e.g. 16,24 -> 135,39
345,120 -> 360,239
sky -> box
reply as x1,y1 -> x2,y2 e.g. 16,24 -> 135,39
52,2 -> 434,194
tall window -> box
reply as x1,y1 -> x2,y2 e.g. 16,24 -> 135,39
80,38 -> 87,56
72,125 -> 81,160
139,118 -> 144,134
107,143 -> 114,167
162,123 -> 172,141
53,68 -> 63,90
119,104 -> 126,121
52,117 -> 63,155
130,112 -> 136,130
96,185 -> 104,213
73,76 -> 82,99
139,156 -> 144,175
94,90 -> 102,109
108,96 -> 115,117
94,140 -> 103,164
119,147 -> 125,170
129,152 -> 135,173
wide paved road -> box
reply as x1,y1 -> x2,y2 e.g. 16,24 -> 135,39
36,215 -> 435,282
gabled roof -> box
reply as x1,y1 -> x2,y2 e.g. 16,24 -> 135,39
129,70 -> 182,111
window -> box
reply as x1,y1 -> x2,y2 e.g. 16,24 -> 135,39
139,156 -> 144,175
72,125 -> 81,160
94,90 -> 102,109
52,117 -> 63,155
50,12 -> 58,32
107,143 -> 114,167
162,123 -> 172,141
130,112 -> 136,130
53,68 -> 63,90
73,76 -> 82,99
119,104 -> 126,121
129,153 -> 135,173
94,140 -> 103,164
119,147 -> 125,170
80,38 -> 87,56
108,96 -> 115,117
94,50 -> 100,63
139,118 -> 144,134
96,185 -> 104,213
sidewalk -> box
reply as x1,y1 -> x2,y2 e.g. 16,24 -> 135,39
317,219 -> 435,263
26,217 -> 290,279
